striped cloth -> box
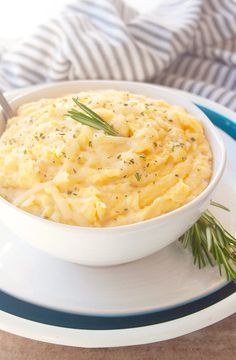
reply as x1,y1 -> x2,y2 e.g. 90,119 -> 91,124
1,0 -> 236,110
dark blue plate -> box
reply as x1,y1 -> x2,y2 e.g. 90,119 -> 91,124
0,104 -> 235,330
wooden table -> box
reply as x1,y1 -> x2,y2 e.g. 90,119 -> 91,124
0,314 -> 235,360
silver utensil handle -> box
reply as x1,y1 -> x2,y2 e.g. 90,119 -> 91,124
0,91 -> 13,120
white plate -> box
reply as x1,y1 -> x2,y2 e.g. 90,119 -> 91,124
0,84 -> 235,347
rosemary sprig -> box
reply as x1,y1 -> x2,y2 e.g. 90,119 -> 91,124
66,100 -> 235,282
179,201 -> 236,282
66,98 -> 119,136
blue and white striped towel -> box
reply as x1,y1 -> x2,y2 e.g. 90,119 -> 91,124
1,0 -> 236,109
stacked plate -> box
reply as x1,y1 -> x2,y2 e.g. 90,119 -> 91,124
0,85 -> 235,347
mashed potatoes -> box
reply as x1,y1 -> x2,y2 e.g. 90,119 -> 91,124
0,90 -> 212,227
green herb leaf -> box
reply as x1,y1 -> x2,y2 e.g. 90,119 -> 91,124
210,200 -> 230,212
135,172 -> 141,181
179,201 -> 236,282
66,98 -> 119,136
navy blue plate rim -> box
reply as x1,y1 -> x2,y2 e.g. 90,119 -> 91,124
0,104 -> 235,331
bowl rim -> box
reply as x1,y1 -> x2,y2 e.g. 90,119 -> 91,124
0,80 -> 226,232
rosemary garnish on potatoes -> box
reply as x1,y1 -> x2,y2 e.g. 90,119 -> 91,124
66,98 -> 119,136
66,99 -> 235,282
179,201 -> 236,282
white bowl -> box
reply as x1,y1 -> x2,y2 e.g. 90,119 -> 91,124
0,81 -> 226,266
